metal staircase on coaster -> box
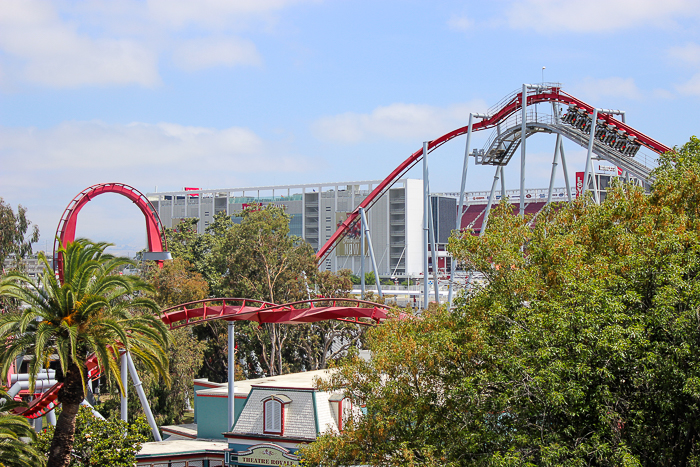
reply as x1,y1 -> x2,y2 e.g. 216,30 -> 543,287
317,83 -> 671,264
474,108 -> 656,181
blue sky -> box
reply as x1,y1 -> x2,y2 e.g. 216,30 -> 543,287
2,0 -> 700,256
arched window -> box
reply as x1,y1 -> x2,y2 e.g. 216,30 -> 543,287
263,395 -> 290,434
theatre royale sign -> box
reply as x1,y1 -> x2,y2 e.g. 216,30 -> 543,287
226,444 -> 300,466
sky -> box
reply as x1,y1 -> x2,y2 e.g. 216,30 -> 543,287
2,0 -> 700,257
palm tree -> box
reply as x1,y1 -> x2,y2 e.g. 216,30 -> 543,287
0,387 -> 45,467
0,239 -> 171,467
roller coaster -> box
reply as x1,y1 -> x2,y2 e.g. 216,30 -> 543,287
7,83 -> 672,440
10,298 -> 392,430
8,182 -> 393,440
316,83 -> 669,264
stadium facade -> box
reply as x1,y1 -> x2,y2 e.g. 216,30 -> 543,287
147,179 -> 430,278
147,172 -> 626,279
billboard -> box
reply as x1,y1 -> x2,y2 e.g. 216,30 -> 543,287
335,212 -> 367,257
598,164 -> 623,176
575,172 -> 584,198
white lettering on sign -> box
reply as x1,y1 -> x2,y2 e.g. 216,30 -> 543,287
575,171 -> 584,198
235,444 -> 300,466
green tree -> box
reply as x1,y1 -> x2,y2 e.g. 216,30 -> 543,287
0,240 -> 170,467
164,212 -> 232,295
160,214 -> 249,382
302,137 -> 700,466
0,198 -> 39,270
146,257 -> 207,424
294,269 -> 366,371
148,257 -> 209,308
0,198 -> 40,314
160,207 -> 366,381
217,204 -> 318,377
36,406 -> 149,467
0,387 -> 45,467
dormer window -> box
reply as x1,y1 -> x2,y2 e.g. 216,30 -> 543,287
263,395 -> 291,435
329,394 -> 352,432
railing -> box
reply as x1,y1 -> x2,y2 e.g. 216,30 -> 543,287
485,82 -> 562,118
476,107 -> 659,176
477,110 -> 556,155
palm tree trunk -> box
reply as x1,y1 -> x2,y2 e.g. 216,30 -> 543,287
47,363 -> 85,467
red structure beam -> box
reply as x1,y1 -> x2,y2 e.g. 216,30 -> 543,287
315,86 -> 671,263
53,183 -> 167,280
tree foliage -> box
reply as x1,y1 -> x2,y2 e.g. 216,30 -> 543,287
216,204 -> 318,377
36,406 -> 149,467
163,213 -> 231,296
302,137 -> 700,466
0,387 -> 45,467
294,269 -> 366,371
0,198 -> 39,271
148,257 -> 209,307
161,205 -> 365,382
0,240 -> 170,467
0,198 -> 39,314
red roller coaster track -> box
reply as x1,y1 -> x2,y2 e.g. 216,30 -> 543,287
16,297 -> 393,419
315,86 -> 671,263
52,182 -> 167,281
160,297 -> 395,329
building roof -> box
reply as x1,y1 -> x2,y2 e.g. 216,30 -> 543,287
194,369 -> 334,398
146,179 -> 401,198
138,439 -> 228,458
230,387 -> 320,441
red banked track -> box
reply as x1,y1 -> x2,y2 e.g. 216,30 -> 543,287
52,183 -> 167,281
13,354 -> 102,419
160,298 -> 395,329
16,298 -> 393,418
315,86 -> 671,263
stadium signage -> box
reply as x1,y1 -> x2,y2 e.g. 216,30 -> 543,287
598,164 -> 622,175
576,171 -> 584,198
336,213 -> 368,257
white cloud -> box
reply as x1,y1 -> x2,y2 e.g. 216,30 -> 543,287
0,121 -> 311,173
652,88 -> 675,99
0,120 -> 316,255
505,0 -> 700,33
572,77 -> 642,101
0,0 -> 319,87
668,43 -> 700,66
311,100 -> 488,143
172,37 -> 262,71
146,0 -> 319,29
676,73 -> 700,96
664,44 -> 700,96
448,15 -> 475,32
0,0 -> 159,87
